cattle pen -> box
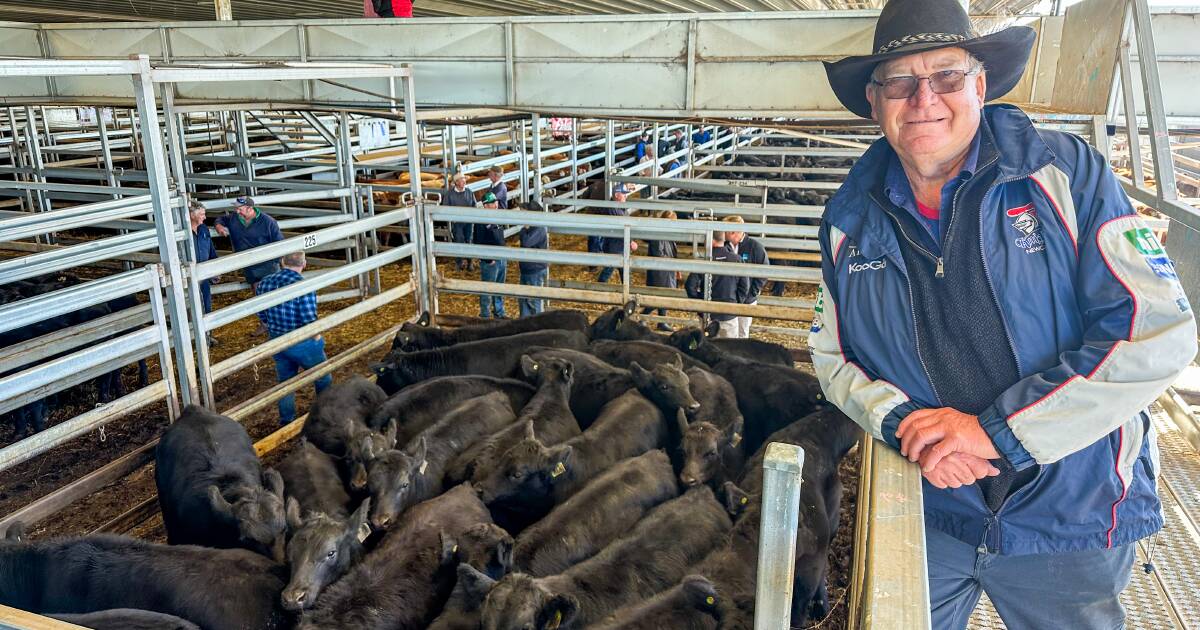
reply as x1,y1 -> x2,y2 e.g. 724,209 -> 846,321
1,0 -> 1200,628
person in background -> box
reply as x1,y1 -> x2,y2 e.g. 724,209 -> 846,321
518,199 -> 550,317
443,171 -> 477,271
641,209 -> 680,331
370,0 -> 412,17
189,201 -> 220,347
582,178 -> 608,263
635,130 -> 652,161
473,191 -> 507,319
214,195 -> 284,293
692,126 -> 713,146
255,251 -> 332,425
685,228 -> 747,338
723,215 -> 769,338
486,165 -> 509,209
596,184 -> 637,283
669,127 -> 689,154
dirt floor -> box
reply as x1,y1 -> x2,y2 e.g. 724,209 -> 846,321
0,230 -> 845,628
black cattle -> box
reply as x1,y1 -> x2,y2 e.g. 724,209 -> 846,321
393,309 -> 590,351
588,339 -> 709,372
371,329 -> 589,394
155,405 -> 287,561
688,496 -> 759,629
277,440 -> 352,519
359,439 -> 428,531
679,417 -> 745,490
473,389 -> 672,512
280,499 -> 371,611
383,392 -> 517,525
668,325 -> 794,368
301,378 -> 394,491
426,564 -> 490,630
672,328 -> 825,454
297,484 -> 501,630
513,450 -> 678,576
445,356 -> 580,486
48,609 -> 200,630
590,301 -> 668,342
465,486 -> 732,629
590,575 -> 720,630
369,375 -> 535,445
526,347 -> 697,428
0,534 -> 289,630
684,367 -> 742,426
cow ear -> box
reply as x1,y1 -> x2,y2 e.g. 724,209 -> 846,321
674,408 -> 691,435
547,445 -> 573,478
629,361 -> 650,386
350,462 -> 369,492
456,563 -> 496,606
208,486 -> 233,518
542,594 -> 579,630
418,311 -> 431,327
623,300 -> 637,316
495,536 -> 514,575
559,361 -> 573,383
263,468 -> 285,498
722,482 -> 751,517
438,530 -> 459,565
285,496 -> 304,531
670,352 -> 683,370
686,329 -> 704,351
726,417 -> 744,449
348,498 -> 371,541
383,419 -> 398,450
704,320 -> 720,338
408,436 -> 428,470
523,420 -> 538,442
520,355 -> 540,380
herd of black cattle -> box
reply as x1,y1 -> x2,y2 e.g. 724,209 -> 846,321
0,303 -> 860,630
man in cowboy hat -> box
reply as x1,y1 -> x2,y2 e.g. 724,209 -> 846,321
810,0 -> 1196,627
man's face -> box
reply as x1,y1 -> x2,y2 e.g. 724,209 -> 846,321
613,192 -> 627,203
190,208 -> 206,225
484,201 -> 498,209
727,230 -> 745,244
488,171 -> 500,183
454,178 -> 466,191
236,204 -> 256,220
867,47 -> 985,168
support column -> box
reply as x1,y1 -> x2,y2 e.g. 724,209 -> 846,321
531,114 -> 543,201
518,119 -> 530,204
402,70 -> 435,318
604,119 -> 615,201
754,443 -> 805,630
1118,10 -> 1146,186
570,118 -> 579,196
1131,0 -> 1178,201
214,0 -> 232,20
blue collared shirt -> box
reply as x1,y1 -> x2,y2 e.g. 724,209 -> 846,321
255,268 -> 318,338
883,128 -> 981,254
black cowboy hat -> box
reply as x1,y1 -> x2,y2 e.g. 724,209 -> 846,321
823,0 -> 1036,119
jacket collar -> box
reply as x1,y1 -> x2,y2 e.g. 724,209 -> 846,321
825,104 -> 1056,262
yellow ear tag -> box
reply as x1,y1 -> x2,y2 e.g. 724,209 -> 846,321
552,611 -> 562,628
419,460 -> 428,476
689,340 -> 698,350
551,462 -> 566,478
452,545 -> 459,553
705,596 -> 715,605
532,363 -> 539,371
731,432 -> 742,447
356,522 -> 372,543
740,497 -> 748,505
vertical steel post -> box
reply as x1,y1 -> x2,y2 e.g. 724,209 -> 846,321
754,442 -> 805,630
622,224 -> 632,303
23,106 -> 51,216
402,70 -> 435,317
214,0 -> 233,20
1131,0 -> 1179,201
1117,8 -> 1146,186
651,121 -> 661,200
235,110 -> 256,195
518,119 -> 530,204
604,119 -> 615,201
131,54 -> 198,405
570,118 -> 579,196
531,114 -> 543,201
147,265 -> 182,420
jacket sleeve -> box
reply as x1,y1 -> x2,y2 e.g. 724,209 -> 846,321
684,272 -> 701,300
977,139 -> 1197,469
269,218 -> 285,243
809,225 -> 922,449
747,243 -> 769,302
736,273 -> 750,305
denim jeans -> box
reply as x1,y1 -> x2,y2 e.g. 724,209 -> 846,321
451,222 -> 474,267
272,336 -> 333,425
587,235 -> 603,255
199,280 -> 213,314
596,266 -> 623,283
479,259 -> 507,318
519,268 -> 548,317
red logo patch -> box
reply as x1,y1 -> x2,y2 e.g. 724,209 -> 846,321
1006,202 -> 1035,218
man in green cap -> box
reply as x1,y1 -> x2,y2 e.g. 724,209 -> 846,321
472,191 -> 507,318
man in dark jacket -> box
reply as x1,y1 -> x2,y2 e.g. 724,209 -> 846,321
214,195 -> 284,291
518,199 -> 550,317
596,184 -> 636,283
444,171 -> 477,271
642,209 -> 680,331
473,192 -> 507,318
813,1 -> 1196,627
188,201 -> 218,315
486,165 -> 509,209
723,215 -> 769,338
685,229 -> 748,338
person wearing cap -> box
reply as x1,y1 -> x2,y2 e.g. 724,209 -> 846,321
810,1 -> 1196,627
444,171 -> 477,271
518,199 -> 550,318
188,201 -> 219,315
473,191 -> 507,318
596,183 -> 637,283
684,227 -> 747,338
722,215 -> 768,338
486,165 -> 509,210
214,195 -> 285,291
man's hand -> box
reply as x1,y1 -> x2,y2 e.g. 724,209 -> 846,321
896,407 -> 1000,472
922,452 -> 1000,489
215,224 -> 230,237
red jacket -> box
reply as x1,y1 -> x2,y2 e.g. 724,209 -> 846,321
370,0 -> 412,17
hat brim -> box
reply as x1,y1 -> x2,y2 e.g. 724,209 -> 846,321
822,26 -> 1037,119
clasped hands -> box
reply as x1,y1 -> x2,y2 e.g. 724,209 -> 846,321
896,408 -> 1002,490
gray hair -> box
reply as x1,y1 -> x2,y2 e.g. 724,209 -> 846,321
188,201 -> 206,214
870,50 -> 985,83
282,251 -> 306,268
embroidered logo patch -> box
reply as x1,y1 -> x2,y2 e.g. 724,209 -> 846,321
810,286 -> 824,334
1006,203 -> 1045,254
845,244 -> 887,274
1123,227 -> 1178,280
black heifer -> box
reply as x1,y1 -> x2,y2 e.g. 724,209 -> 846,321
466,486 -> 731,629
678,367 -> 746,489
0,534 -> 289,630
297,484 -> 505,630
669,324 -> 794,367
590,575 -> 721,630
301,377 -> 394,490
590,301 -> 668,342
393,309 -> 590,352
277,440 -> 352,519
513,450 -> 678,576
155,405 -> 287,561
588,338 -> 709,371
369,375 -> 535,445
48,609 -> 200,630
280,499 -> 371,612
372,329 -> 589,394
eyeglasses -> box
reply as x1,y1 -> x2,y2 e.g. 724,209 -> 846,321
871,69 -> 979,100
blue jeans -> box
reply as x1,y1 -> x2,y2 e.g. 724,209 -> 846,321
519,268 -> 548,317
199,280 -> 212,314
479,259 -> 507,318
596,266 -> 623,283
926,526 -> 1134,630
273,337 -> 333,425
587,235 -> 603,256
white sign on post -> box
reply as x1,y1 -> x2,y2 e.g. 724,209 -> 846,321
358,119 -> 391,151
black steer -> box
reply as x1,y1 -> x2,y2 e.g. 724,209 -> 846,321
369,375 -> 535,444
301,378 -> 394,491
590,575 -> 721,630
393,309 -> 590,352
588,339 -> 708,372
280,499 -> 371,611
590,301 -> 668,342
668,324 -> 794,368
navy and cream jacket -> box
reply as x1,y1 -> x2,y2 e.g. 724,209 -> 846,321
810,104 -> 1197,555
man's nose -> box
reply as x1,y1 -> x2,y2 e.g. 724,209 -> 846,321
909,78 -> 939,108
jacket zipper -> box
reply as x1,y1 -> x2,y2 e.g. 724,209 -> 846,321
873,195 -> 945,277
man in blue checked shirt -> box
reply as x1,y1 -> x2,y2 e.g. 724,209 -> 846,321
255,251 -> 332,425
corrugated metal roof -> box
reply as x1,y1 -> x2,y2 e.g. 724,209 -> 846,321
0,0 -> 1042,23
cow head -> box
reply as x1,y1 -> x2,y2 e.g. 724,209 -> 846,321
629,358 -> 699,416
680,418 -> 744,488
520,355 -> 574,389
365,436 -> 427,530
667,327 -> 721,364
371,355 -> 417,395
280,498 -> 371,611
480,572 -> 579,630
453,522 -> 514,580
347,420 -> 398,492
207,467 -> 288,562
472,423 -> 571,506
722,481 -> 753,519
